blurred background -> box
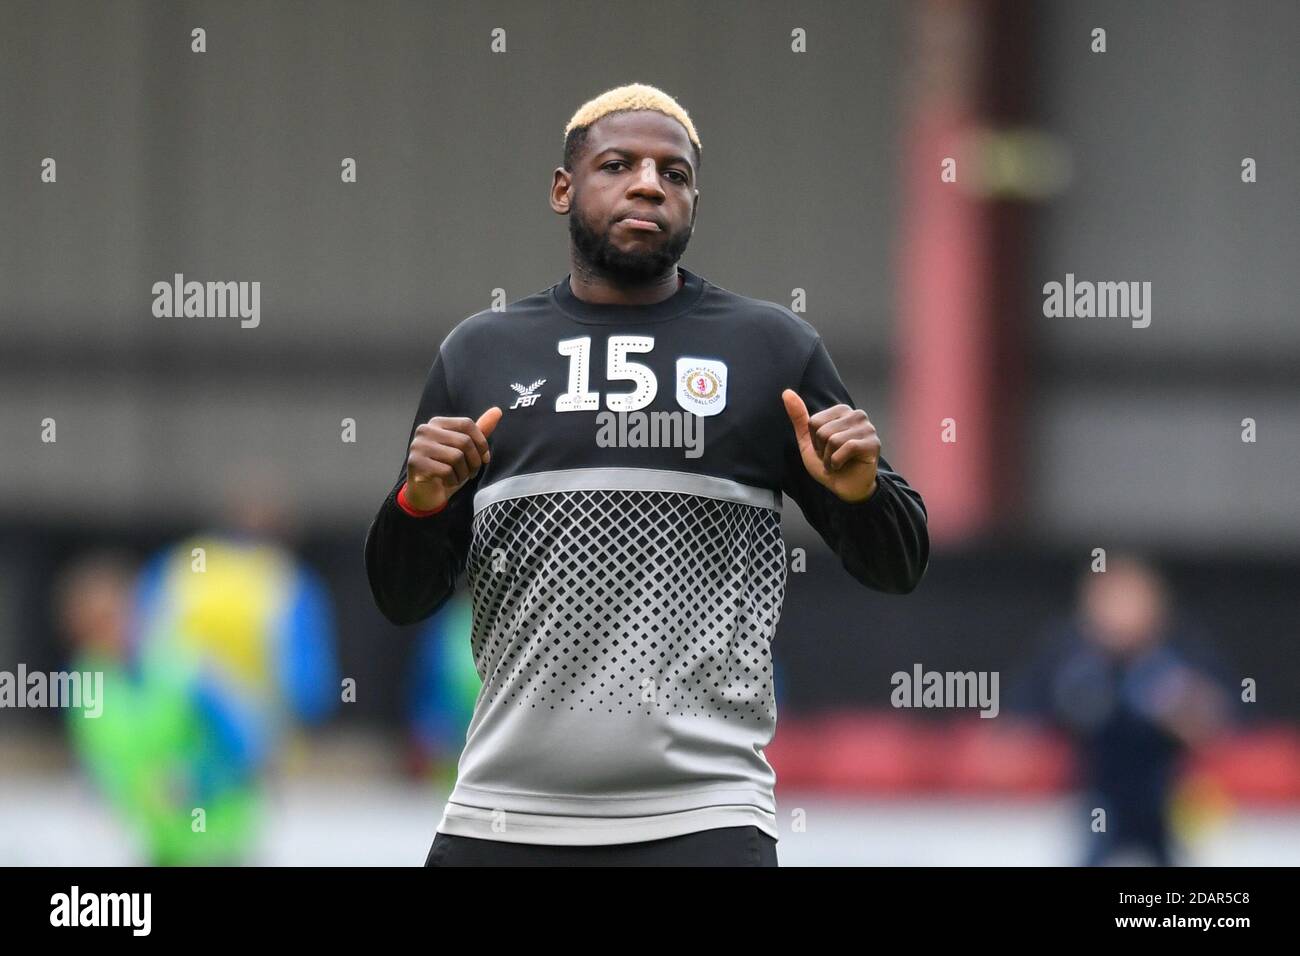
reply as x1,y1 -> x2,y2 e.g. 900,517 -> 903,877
1,0 -> 1297,865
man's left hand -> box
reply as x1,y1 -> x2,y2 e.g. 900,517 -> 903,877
782,389 -> 881,503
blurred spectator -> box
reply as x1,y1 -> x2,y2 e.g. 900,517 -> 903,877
54,482 -> 342,865
403,592 -> 480,787
55,551 -> 262,865
1008,554 -> 1232,865
132,528 -> 340,758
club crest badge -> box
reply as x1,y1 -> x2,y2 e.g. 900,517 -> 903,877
675,358 -> 727,417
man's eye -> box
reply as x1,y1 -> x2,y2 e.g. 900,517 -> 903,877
603,162 -> 685,183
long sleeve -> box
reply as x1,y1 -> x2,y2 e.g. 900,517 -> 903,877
364,346 -> 483,626
780,334 -> 930,594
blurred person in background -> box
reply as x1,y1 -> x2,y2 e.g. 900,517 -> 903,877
131,480 -> 342,784
55,551 -> 264,865
1009,554 -> 1232,866
57,478 -> 342,864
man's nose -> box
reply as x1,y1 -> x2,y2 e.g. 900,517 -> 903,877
629,159 -> 664,195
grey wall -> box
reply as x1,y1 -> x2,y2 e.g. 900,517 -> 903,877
1030,0 -> 1299,551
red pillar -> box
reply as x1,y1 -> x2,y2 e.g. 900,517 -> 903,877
894,0 -> 1031,543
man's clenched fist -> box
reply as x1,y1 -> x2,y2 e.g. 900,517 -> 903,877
782,389 -> 881,503
405,407 -> 503,511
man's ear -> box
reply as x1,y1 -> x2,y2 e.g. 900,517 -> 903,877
549,167 -> 573,215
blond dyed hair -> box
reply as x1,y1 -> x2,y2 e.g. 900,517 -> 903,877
563,83 -> 701,170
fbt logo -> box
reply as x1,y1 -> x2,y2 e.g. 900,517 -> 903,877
508,378 -> 546,409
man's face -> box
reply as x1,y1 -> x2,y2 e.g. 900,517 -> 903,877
555,110 -> 699,282
1080,560 -> 1168,655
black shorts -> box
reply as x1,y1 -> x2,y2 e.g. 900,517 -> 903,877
424,825 -> 778,867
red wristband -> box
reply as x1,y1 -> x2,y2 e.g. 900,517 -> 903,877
397,481 -> 447,517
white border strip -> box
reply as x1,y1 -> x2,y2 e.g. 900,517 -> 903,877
474,467 -> 782,515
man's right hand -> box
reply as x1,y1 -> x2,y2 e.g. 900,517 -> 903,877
404,407 -> 503,512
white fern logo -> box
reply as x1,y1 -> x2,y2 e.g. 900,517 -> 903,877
508,378 -> 547,409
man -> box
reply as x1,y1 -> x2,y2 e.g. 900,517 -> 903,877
57,552 -> 262,865
1009,555 -> 1231,866
365,83 -> 929,866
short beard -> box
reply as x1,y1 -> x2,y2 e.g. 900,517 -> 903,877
568,195 -> 693,284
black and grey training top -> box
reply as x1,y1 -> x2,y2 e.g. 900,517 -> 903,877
364,265 -> 929,845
